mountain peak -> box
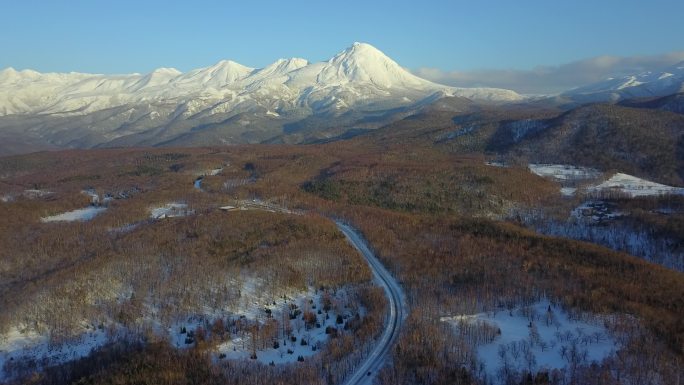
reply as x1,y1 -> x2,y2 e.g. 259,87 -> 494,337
318,42 -> 430,89
0,43 -> 521,118
177,59 -> 254,87
267,57 -> 309,72
0,67 -> 18,81
350,41 -> 381,51
211,59 -> 253,73
337,42 -> 390,62
0,67 -> 42,83
151,67 -> 182,76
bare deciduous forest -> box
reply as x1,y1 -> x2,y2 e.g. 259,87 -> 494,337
0,111 -> 682,385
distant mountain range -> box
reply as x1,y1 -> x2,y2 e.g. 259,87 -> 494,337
562,61 -> 684,103
1,44 -> 683,156
0,43 -> 521,154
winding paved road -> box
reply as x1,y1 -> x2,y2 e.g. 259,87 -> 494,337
336,221 -> 406,385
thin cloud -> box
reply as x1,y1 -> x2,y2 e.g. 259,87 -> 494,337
414,52 -> 684,95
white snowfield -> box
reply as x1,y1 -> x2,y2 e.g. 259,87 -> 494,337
0,43 -> 522,118
442,300 -> 616,383
588,173 -> 684,197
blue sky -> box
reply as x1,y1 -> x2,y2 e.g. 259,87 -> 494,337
1,0 -> 683,92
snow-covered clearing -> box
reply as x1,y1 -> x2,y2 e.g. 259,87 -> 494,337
442,300 -> 616,382
149,203 -> 193,219
0,279 -> 354,379
213,288 -> 353,365
527,164 -> 602,197
528,164 -> 601,182
40,206 -> 107,222
588,173 -> 684,197
0,326 -> 117,380
527,165 -> 684,198
156,283 -> 356,365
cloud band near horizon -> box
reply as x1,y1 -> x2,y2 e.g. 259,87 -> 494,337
413,51 -> 684,95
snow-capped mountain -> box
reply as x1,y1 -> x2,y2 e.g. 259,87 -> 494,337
0,43 -> 521,117
0,43 -> 522,154
562,61 -> 684,103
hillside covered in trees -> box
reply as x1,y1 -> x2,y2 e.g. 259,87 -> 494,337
0,96 -> 683,385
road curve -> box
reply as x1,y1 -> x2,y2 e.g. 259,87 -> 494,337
336,221 -> 406,385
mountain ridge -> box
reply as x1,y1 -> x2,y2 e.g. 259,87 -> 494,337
562,60 -> 684,103
0,43 -> 524,154
0,42 -> 522,117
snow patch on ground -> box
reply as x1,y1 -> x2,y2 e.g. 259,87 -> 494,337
0,326 -> 116,380
41,206 -> 107,222
528,164 -> 601,182
157,285 -> 354,366
22,189 -> 54,199
571,201 -> 624,224
485,161 -> 508,168
442,300 -> 616,382
214,287 -> 352,365
82,189 -> 100,204
149,203 -> 193,219
588,173 -> 684,197
209,168 -> 223,176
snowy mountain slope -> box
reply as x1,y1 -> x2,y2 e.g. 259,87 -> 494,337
0,43 -> 522,152
0,43 -> 520,117
562,61 -> 684,103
